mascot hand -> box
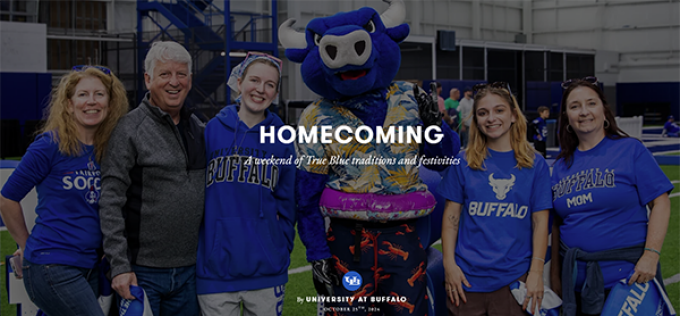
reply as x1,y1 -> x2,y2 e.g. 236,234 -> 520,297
414,84 -> 443,127
312,258 -> 340,296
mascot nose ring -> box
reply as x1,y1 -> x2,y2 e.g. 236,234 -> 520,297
319,30 -> 372,69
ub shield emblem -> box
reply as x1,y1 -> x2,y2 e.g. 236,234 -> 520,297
85,186 -> 99,204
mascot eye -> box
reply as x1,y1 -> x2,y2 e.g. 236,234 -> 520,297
314,33 -> 323,46
363,20 -> 376,33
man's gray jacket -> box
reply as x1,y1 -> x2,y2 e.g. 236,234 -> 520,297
100,95 -> 205,278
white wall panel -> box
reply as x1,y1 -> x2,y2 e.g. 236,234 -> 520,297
533,7 -> 558,31
422,1 -> 436,26
0,21 -> 46,73
554,7 -> 600,31
533,0 -> 604,10
619,66 -> 680,82
480,30 -> 518,43
111,0 -> 137,34
504,0 -> 523,8
447,2 -> 474,27
435,2 -> 450,25
603,3 -> 674,29
530,0 -> 679,82
533,32 -> 599,48
595,50 -> 620,85
603,28 -> 678,53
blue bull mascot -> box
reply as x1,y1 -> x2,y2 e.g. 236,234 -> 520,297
279,1 -> 460,315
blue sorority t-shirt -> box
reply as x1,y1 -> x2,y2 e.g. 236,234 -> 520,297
437,149 -> 552,292
1,133 -> 103,268
551,137 -> 673,290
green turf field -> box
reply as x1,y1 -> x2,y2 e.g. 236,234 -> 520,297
2,165 -> 679,315
1,228 -> 17,316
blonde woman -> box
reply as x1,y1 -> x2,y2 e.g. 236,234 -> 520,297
0,65 -> 128,316
438,83 -> 551,315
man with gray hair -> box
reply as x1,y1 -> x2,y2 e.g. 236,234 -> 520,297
100,41 -> 205,315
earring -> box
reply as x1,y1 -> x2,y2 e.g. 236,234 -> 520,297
604,119 -> 610,129
566,125 -> 573,133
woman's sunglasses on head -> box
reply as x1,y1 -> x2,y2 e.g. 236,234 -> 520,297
244,52 -> 283,69
72,65 -> 112,76
473,82 -> 513,95
561,76 -> 598,89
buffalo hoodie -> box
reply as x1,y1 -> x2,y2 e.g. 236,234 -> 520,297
197,104 -> 296,294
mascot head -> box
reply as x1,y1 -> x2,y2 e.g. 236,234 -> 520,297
279,0 -> 409,100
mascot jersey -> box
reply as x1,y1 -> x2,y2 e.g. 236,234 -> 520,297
551,137 -> 673,289
298,82 -> 427,195
297,82 -> 439,220
197,105 -> 296,294
437,150 -> 552,292
1,132 -> 103,268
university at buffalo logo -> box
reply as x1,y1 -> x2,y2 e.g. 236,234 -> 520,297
488,173 -> 516,200
85,186 -> 99,204
87,160 -> 96,171
342,271 -> 362,291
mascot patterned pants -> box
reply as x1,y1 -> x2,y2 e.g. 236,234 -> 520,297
325,219 -> 428,316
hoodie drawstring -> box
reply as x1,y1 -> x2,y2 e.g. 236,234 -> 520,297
259,185 -> 264,218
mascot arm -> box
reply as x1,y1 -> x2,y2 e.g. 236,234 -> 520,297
414,85 -> 461,170
296,169 -> 332,261
414,84 -> 442,128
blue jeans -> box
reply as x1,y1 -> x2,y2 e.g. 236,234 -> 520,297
22,258 -> 104,316
131,264 -> 199,316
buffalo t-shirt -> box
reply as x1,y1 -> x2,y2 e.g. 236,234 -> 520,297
438,149 -> 552,292
551,137 -> 673,289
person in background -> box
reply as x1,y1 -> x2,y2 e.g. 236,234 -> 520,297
445,87 -> 460,112
197,51 -> 296,316
439,82 -> 551,316
663,115 -> 679,137
433,81 -> 446,114
432,81 -> 454,129
532,106 -> 550,157
99,41 -> 205,316
457,87 -> 474,148
0,65 -> 128,316
550,77 -> 673,316
444,88 -> 460,132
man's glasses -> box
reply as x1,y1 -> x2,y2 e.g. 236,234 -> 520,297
561,76 -> 597,89
72,65 -> 112,75
244,51 -> 282,69
473,82 -> 512,95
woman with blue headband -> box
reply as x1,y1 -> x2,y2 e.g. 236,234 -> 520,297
196,52 -> 296,316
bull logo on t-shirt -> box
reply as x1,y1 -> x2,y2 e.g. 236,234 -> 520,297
488,173 -> 515,200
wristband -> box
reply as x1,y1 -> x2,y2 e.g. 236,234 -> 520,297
644,247 -> 661,256
532,257 -> 545,262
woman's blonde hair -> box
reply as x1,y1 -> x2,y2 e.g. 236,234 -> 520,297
465,87 -> 535,170
40,67 -> 129,162
239,58 -> 282,93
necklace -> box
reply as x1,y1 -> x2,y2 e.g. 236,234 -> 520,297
232,115 -> 249,156
233,132 -> 248,156
87,147 -> 97,171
